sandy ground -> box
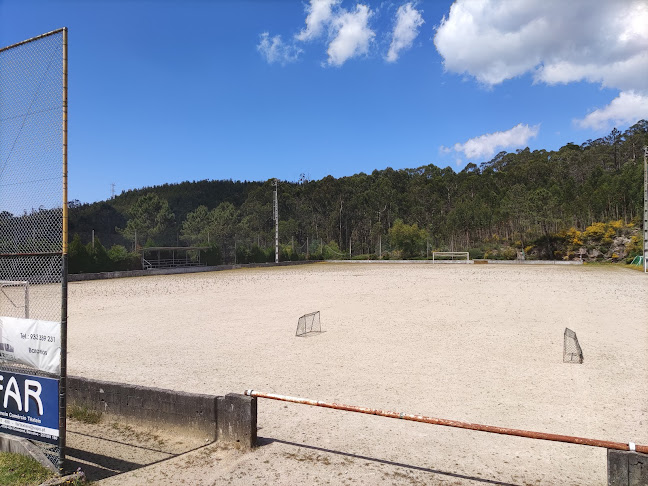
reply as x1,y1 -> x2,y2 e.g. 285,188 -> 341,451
66,263 -> 648,485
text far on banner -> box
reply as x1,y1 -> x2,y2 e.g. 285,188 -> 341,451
0,371 -> 59,445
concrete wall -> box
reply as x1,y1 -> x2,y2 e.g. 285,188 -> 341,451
327,260 -> 473,264
69,260 -> 318,282
608,449 -> 648,486
67,376 -> 256,447
327,259 -> 583,265
485,259 -> 583,265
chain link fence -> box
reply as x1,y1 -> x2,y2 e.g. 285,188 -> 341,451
0,29 -> 67,471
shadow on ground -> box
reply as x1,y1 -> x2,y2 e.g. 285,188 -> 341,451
258,436 -> 521,486
65,419 -> 210,481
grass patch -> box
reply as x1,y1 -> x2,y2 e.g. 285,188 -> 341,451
68,404 -> 102,424
0,451 -> 55,486
625,264 -> 646,272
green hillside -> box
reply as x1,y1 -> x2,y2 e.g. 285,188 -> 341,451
68,121 -> 647,271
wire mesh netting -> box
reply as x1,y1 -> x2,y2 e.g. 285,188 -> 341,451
563,328 -> 583,364
296,311 -> 321,337
0,29 -> 65,469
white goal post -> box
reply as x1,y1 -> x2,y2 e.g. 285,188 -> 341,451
0,280 -> 30,318
432,252 -> 470,263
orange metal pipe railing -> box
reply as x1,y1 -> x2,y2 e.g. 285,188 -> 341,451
244,390 -> 647,454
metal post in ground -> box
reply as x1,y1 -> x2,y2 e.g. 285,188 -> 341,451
643,146 -> 648,273
274,180 -> 279,263
59,26 -> 69,475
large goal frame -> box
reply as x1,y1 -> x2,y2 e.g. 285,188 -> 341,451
432,251 -> 470,262
0,281 -> 30,318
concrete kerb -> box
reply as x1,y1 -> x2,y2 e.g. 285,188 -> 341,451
326,259 -> 474,264
326,259 -> 583,265
0,432 -> 58,473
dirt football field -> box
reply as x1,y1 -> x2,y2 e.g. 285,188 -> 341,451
67,263 -> 648,485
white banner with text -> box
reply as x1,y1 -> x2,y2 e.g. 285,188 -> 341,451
0,317 -> 61,374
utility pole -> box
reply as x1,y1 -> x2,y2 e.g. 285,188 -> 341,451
643,146 -> 647,273
273,180 -> 279,263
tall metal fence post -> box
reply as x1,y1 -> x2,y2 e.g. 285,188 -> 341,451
59,26 -> 69,475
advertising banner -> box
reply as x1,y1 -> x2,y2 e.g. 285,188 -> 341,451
0,371 -> 59,444
0,317 -> 61,374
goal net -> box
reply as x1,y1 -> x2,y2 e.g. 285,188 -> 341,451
432,251 -> 470,262
563,328 -> 583,364
0,280 -> 29,318
296,311 -> 321,337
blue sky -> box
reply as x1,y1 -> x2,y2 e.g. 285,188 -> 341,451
1,0 -> 647,204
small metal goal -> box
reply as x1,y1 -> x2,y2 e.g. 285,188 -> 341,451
563,328 -> 583,364
296,311 -> 321,337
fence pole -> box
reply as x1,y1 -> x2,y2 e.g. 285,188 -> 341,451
59,26 -> 69,475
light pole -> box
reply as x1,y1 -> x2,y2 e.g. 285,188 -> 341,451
643,146 -> 647,273
273,180 -> 279,263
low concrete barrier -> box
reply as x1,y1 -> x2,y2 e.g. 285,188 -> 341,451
67,376 -> 256,447
608,449 -> 648,486
485,259 -> 583,265
69,260 -> 318,282
326,259 -> 473,264
326,259 -> 583,265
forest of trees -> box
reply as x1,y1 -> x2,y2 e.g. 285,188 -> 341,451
67,121 -> 648,272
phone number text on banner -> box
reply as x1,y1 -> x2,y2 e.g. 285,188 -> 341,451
0,316 -> 61,374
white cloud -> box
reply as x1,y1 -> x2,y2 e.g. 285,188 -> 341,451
386,3 -> 424,63
575,91 -> 648,131
439,145 -> 452,155
433,0 -> 648,93
296,0 -> 340,42
327,4 -> 375,67
257,33 -> 302,65
453,124 -> 540,160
